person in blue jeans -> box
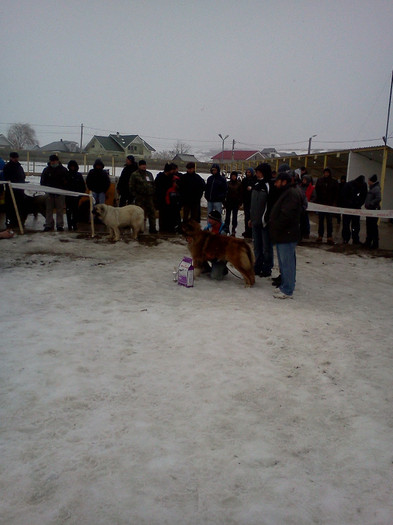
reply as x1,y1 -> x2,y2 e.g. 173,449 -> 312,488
269,169 -> 303,299
205,164 -> 227,217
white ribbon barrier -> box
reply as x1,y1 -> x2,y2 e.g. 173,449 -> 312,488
308,202 -> 393,219
3,181 -> 89,198
2,181 -> 95,236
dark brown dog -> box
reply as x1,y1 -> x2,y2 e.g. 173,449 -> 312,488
182,220 -> 255,286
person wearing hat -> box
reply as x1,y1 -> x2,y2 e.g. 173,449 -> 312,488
202,209 -> 229,280
205,163 -> 227,217
117,155 -> 138,207
269,167 -> 303,299
86,158 -> 111,207
40,154 -> 70,232
364,174 -> 381,249
3,152 -> 26,230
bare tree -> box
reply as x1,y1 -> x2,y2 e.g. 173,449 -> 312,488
7,122 -> 39,149
173,141 -> 191,155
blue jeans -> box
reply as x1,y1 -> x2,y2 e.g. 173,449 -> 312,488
276,242 -> 297,296
207,201 -> 222,215
92,192 -> 106,204
252,223 -> 274,275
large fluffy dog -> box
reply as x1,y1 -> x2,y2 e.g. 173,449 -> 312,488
182,220 -> 255,286
93,203 -> 144,241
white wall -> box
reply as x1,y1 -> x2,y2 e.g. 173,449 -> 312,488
347,152 -> 393,210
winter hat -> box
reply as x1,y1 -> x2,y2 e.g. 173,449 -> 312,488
369,174 -> 377,183
139,159 -> 146,166
93,158 -> 104,168
67,160 -> 79,171
126,155 -> 135,162
208,210 -> 222,222
275,172 -> 292,184
246,167 -> 255,176
49,154 -> 59,162
256,163 -> 272,180
278,163 -> 291,174
9,152 -> 19,159
210,163 -> 220,174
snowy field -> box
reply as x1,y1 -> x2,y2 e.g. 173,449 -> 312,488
1,220 -> 393,524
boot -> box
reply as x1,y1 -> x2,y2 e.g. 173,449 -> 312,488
327,237 -> 335,245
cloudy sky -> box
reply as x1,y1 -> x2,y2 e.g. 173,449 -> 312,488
1,0 -> 393,155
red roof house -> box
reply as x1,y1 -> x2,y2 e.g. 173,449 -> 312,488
211,150 -> 264,162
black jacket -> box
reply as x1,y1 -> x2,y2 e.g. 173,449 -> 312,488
67,171 -> 86,194
341,176 -> 367,209
178,172 -> 205,204
117,163 -> 138,198
269,184 -> 303,243
3,161 -> 26,183
41,164 -> 69,189
205,173 -> 227,203
86,168 -> 111,193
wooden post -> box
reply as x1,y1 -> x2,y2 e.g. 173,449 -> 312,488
89,193 -> 95,237
380,146 -> 388,210
8,183 -> 24,235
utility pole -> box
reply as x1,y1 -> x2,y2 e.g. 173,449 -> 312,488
231,139 -> 236,163
383,70 -> 393,146
80,123 -> 84,151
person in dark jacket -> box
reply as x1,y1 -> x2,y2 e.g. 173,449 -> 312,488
86,159 -> 111,205
269,169 -> 303,299
65,160 -> 86,231
155,162 -> 181,233
364,174 -> 381,249
205,163 -> 227,217
241,167 -> 257,238
341,175 -> 367,244
129,160 -> 157,233
40,154 -> 69,231
224,171 -> 242,236
249,163 -> 274,277
116,155 -> 138,206
315,167 -> 339,244
3,151 -> 26,229
178,162 -> 205,223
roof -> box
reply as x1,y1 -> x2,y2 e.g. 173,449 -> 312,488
172,154 -> 199,162
0,134 -> 13,147
211,150 -> 261,161
88,134 -> 155,153
40,140 -> 79,152
92,136 -> 124,152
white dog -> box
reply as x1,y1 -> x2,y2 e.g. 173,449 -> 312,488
93,203 -> 145,241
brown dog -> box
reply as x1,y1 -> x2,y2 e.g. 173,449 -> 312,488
182,220 -> 255,286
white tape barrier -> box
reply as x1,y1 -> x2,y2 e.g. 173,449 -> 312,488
4,181 -> 393,218
3,181 -> 89,198
308,202 -> 393,219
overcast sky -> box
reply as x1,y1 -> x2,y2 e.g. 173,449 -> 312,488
1,0 -> 393,155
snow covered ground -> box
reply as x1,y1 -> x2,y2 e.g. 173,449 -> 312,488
1,216 -> 393,525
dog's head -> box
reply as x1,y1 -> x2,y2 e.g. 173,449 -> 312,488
181,220 -> 201,237
92,203 -> 106,218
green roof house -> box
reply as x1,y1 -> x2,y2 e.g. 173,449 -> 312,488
84,133 -> 155,158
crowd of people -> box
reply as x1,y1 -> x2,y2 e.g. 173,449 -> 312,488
0,151 -> 384,298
